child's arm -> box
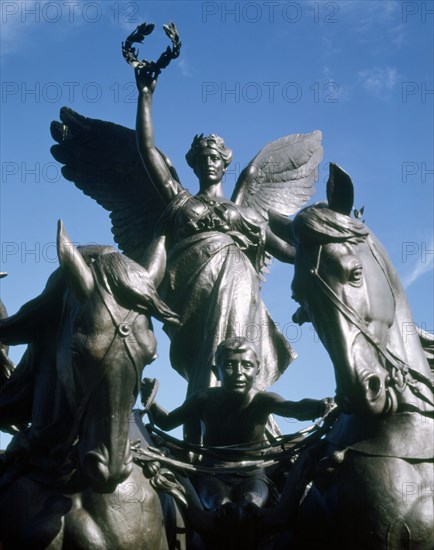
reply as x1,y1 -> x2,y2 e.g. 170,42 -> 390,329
141,378 -> 205,431
265,393 -> 335,422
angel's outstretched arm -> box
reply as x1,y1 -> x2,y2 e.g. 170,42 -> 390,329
135,69 -> 182,203
265,227 -> 296,263
264,209 -> 296,263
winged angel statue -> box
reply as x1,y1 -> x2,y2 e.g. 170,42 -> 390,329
50,23 -> 322,439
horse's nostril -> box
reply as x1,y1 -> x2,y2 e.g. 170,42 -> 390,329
367,375 -> 382,396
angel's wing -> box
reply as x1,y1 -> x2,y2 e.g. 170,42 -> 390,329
231,131 -> 323,220
50,107 -> 179,262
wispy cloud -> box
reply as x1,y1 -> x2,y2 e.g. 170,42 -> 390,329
389,24 -> 406,48
177,58 -> 191,78
358,66 -> 398,97
402,238 -> 434,289
1,0 -> 120,61
0,1 -> 29,58
322,36 -> 342,57
0,0 -> 85,60
338,0 -> 400,25
337,1 -> 406,49
322,65 -> 351,101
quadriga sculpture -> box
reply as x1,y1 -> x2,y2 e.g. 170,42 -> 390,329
0,221 -> 179,549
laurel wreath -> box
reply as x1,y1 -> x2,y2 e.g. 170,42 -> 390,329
122,21 -> 181,73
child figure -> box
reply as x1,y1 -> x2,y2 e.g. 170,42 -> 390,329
141,337 -> 334,518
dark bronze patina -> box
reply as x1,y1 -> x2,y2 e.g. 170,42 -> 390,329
1,22 -> 432,550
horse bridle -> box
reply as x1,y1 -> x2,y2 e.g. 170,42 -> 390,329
55,268 -> 143,455
307,237 -> 434,415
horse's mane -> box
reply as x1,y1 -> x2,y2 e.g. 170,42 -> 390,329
293,203 -> 368,245
92,252 -> 179,327
0,245 -> 179,431
0,246 -> 112,345
371,234 -> 433,380
0,264 -> 69,430
0,268 -> 65,345
0,246 -> 178,347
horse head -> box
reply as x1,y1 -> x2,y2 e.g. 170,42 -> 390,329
0,221 -> 178,493
54,221 -> 180,492
290,165 -> 433,418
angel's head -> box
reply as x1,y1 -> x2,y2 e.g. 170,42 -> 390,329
186,134 -> 232,188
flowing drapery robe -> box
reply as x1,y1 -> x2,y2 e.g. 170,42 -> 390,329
158,190 -> 296,398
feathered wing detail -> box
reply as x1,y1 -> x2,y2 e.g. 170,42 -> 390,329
231,131 -> 323,220
50,107 -> 178,262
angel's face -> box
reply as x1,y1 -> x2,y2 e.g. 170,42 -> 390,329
193,147 -> 225,188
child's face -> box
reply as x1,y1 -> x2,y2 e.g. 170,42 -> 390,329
217,349 -> 259,395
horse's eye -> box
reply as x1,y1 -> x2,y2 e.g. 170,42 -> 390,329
349,266 -> 363,286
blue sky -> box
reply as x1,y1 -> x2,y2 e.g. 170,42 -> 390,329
1,0 -> 433,447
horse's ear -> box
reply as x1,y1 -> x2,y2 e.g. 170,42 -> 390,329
57,220 -> 94,302
141,236 -> 167,288
326,163 -> 354,216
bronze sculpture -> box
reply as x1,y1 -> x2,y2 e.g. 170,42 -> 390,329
142,336 -> 333,516
0,222 -> 180,548
50,23 -> 323,443
0,18 -> 432,550
270,164 -> 434,549
0,273 -> 14,388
